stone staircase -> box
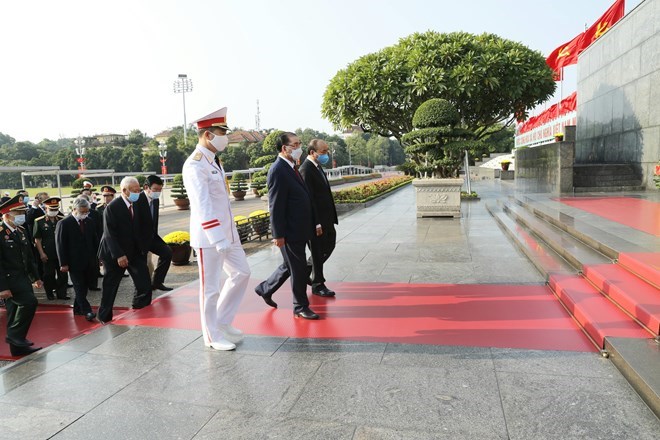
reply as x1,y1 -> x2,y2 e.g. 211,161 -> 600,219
573,163 -> 645,192
486,196 -> 660,417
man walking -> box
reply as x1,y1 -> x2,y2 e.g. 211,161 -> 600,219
183,107 -> 250,351
33,197 -> 69,300
137,175 -> 173,292
255,132 -> 319,319
299,139 -> 339,297
56,197 -> 98,321
0,195 -> 43,356
97,176 -> 152,323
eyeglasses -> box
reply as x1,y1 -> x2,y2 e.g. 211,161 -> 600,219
287,142 -> 302,148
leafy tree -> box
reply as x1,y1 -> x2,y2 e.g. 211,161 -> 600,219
0,132 -> 16,147
484,124 -> 515,154
345,134 -> 368,166
219,145 -> 250,171
322,31 -> 555,141
128,129 -> 148,146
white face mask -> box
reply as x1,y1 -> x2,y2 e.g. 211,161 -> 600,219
150,191 -> 161,200
209,132 -> 229,152
13,214 -> 26,226
73,213 -> 89,221
47,210 -> 59,217
288,146 -> 303,161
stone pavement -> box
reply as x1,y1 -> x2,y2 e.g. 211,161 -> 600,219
1,179 -> 659,439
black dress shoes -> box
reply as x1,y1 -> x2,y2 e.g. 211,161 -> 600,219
294,308 -> 320,320
152,284 -> 174,291
10,345 -> 42,357
85,312 -> 96,322
5,336 -> 33,347
89,287 -> 101,292
312,285 -> 336,297
46,292 -> 55,300
56,295 -> 71,300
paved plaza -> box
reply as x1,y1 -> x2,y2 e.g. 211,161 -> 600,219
0,179 -> 658,439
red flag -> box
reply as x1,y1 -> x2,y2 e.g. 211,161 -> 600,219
581,0 -> 625,53
546,33 -> 584,77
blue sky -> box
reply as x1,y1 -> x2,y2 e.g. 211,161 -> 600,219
0,0 -> 642,143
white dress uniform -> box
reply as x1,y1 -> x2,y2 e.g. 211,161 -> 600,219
182,142 -> 251,346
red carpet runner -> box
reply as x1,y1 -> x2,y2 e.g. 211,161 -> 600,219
113,280 -> 595,352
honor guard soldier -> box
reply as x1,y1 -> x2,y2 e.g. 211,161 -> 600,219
33,197 -> 69,300
183,107 -> 251,351
0,195 -> 43,357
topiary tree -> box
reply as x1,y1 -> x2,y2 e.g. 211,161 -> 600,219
171,174 -> 188,199
402,98 -> 480,178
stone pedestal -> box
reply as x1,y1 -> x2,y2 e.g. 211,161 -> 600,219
500,170 -> 515,180
412,178 -> 463,218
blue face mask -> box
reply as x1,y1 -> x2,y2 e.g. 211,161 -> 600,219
317,154 -> 330,165
128,192 -> 140,203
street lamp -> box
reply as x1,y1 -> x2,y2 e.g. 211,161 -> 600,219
173,74 -> 193,146
158,141 -> 168,176
74,137 -> 86,175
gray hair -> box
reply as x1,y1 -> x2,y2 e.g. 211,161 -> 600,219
72,197 -> 90,211
120,176 -> 139,191
77,193 -> 90,202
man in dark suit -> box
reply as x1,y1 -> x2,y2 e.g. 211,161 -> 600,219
97,176 -> 152,323
255,132 -> 319,319
137,175 -> 173,291
55,197 -> 98,321
299,139 -> 339,297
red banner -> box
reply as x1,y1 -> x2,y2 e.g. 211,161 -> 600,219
546,33 -> 584,76
518,92 -> 577,135
581,0 -> 625,53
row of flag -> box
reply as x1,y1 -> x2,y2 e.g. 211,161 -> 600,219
546,0 -> 625,79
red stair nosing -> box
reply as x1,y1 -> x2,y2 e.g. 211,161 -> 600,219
618,252 -> 660,289
548,274 -> 650,347
583,264 -> 660,336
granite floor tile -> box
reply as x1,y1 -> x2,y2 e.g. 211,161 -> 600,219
289,362 -> 508,438
192,407 -> 356,439
89,326 -> 201,364
53,324 -> 132,353
0,402 -> 82,440
119,349 -> 321,414
51,394 -> 217,440
183,335 -> 288,357
273,338 -> 386,364
353,425 -> 479,440
0,353 -> 154,413
491,348 -> 619,378
498,371 -> 660,440
382,344 -> 493,370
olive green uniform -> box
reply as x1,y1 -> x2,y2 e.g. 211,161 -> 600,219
0,223 -> 39,343
33,214 -> 68,298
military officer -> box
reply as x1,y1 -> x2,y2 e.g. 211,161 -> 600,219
182,107 -> 251,351
96,185 -> 116,216
0,195 -> 43,357
33,197 -> 69,300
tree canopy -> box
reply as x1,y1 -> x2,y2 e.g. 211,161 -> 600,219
322,31 -> 555,141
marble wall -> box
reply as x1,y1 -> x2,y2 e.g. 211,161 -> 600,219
576,0 -> 660,187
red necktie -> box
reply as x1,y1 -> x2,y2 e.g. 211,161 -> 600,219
129,204 -> 134,219
294,167 -> 303,182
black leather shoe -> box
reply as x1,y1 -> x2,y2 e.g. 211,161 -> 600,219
89,287 -> 101,291
312,285 -> 336,297
85,312 -> 96,322
294,309 -> 320,320
56,295 -> 71,300
262,293 -> 278,308
10,345 -> 42,357
5,336 -> 33,347
152,284 -> 173,291
46,292 -> 55,300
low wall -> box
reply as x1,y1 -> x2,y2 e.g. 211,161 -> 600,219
515,141 -> 575,194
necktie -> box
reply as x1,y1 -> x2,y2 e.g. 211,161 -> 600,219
79,219 -> 85,233
129,204 -> 134,220
294,166 -> 303,182
317,164 -> 328,185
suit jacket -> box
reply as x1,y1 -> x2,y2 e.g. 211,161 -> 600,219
136,192 -> 164,249
299,158 -> 338,228
267,156 -> 314,242
55,214 -> 99,270
98,196 -> 151,261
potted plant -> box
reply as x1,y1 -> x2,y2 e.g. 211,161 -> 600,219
500,159 -> 511,171
171,174 -> 189,210
233,215 -> 251,243
554,132 -> 564,142
249,175 -> 266,197
163,231 -> 192,265
402,98 -> 478,218
229,172 -> 249,201
248,209 -> 270,238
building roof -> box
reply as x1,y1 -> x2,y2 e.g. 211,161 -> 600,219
228,130 -> 267,144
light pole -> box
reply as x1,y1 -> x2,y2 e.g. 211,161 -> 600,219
74,137 -> 86,176
158,141 -> 168,176
173,73 -> 193,146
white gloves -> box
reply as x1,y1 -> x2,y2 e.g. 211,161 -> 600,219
215,238 -> 231,253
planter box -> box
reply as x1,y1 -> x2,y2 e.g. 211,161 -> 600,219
500,170 -> 515,180
412,178 -> 463,218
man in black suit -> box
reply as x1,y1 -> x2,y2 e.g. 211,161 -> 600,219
55,197 -> 98,321
137,175 -> 173,291
97,176 -> 152,323
255,132 -> 319,319
299,139 -> 339,297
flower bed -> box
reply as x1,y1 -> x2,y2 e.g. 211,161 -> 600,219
332,175 -> 413,204
163,231 -> 190,245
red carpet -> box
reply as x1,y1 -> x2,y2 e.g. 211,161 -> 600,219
555,197 -> 660,236
0,305 -> 126,361
114,280 -> 596,352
